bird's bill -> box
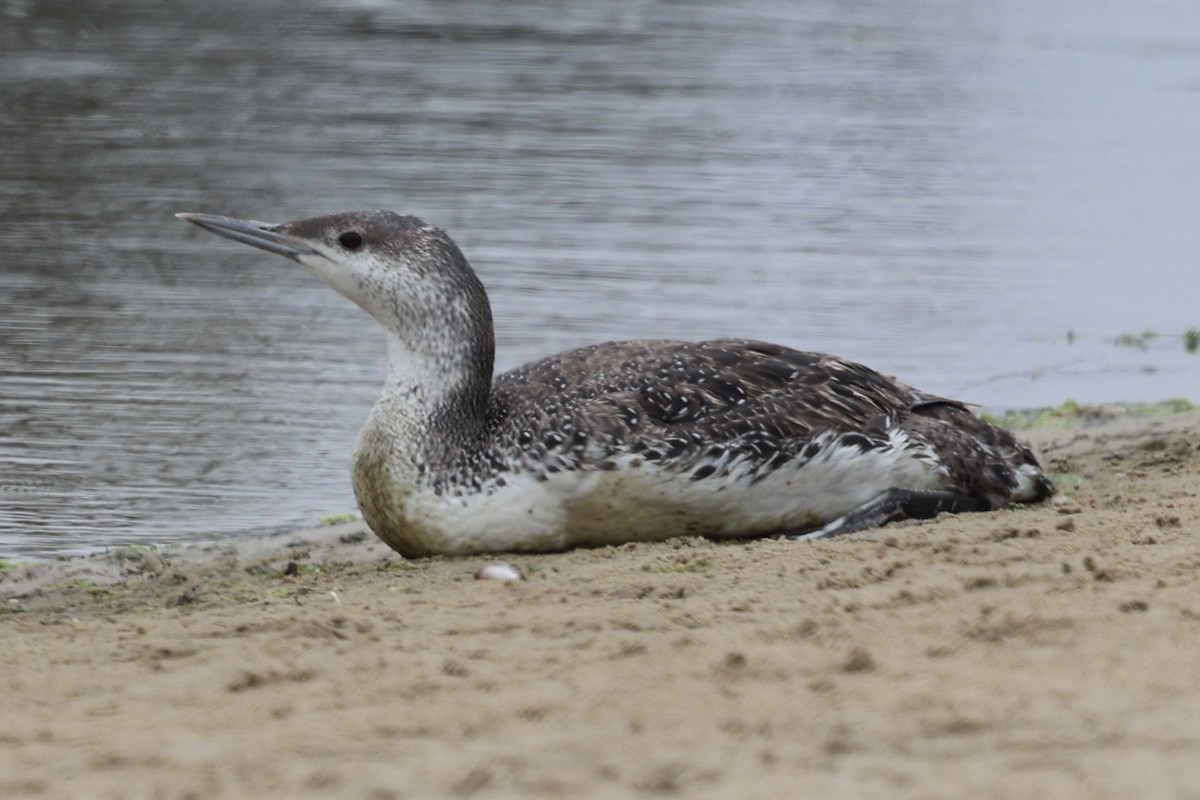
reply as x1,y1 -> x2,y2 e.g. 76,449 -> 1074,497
175,213 -> 319,261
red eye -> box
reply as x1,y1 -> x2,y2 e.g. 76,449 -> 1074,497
339,231 -> 364,250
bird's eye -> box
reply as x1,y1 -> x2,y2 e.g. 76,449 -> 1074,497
338,231 -> 364,250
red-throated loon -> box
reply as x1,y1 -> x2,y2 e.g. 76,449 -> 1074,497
177,211 -> 1053,557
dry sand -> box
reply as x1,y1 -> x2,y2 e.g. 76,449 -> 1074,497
3,409 -> 1199,799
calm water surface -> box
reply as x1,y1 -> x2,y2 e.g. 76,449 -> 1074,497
2,0 -> 1198,557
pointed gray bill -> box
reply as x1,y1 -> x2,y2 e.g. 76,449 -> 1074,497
175,213 -> 319,261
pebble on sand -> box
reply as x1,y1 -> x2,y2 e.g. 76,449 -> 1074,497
474,563 -> 522,582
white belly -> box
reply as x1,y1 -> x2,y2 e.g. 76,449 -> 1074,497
399,431 -> 950,555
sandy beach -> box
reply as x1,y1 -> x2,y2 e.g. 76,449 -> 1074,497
3,408 -> 1198,799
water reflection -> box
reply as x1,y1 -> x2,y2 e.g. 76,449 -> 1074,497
1,0 -> 1197,556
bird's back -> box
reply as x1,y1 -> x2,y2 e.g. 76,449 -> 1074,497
476,338 -> 1037,499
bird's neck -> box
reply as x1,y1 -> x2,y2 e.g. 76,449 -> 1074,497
375,325 -> 494,450
351,326 -> 491,545
354,272 -> 497,506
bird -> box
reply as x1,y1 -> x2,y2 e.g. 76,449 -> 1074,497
177,210 -> 1053,557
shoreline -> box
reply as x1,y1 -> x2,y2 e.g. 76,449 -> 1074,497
5,398 -> 1192,566
3,408 -> 1199,798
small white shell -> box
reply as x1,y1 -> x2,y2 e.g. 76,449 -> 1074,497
474,563 -> 521,582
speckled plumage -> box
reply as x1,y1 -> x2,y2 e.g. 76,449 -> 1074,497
178,210 -> 1053,557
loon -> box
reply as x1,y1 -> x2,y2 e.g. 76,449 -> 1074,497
177,211 -> 1053,557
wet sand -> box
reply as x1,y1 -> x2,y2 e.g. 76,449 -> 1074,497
3,409 -> 1199,799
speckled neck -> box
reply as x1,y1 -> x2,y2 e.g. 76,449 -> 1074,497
368,245 -> 496,475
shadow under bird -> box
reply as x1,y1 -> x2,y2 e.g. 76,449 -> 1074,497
177,210 -> 1053,557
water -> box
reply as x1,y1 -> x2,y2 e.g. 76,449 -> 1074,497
2,0 -> 1197,558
